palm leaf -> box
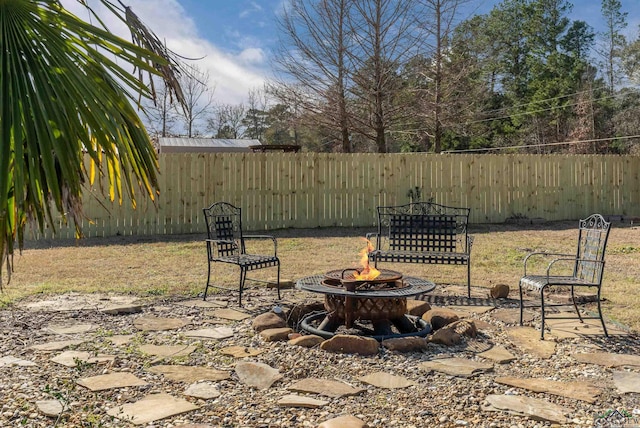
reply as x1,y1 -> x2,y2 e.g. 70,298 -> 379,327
0,0 -> 186,285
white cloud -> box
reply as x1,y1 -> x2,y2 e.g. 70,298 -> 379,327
61,0 -> 268,105
239,1 -> 263,19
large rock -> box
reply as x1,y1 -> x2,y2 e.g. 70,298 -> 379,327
381,337 -> 429,353
429,328 -> 462,346
260,327 -> 294,342
319,335 -> 379,356
490,283 -> 510,299
422,308 -> 460,330
289,335 -> 324,348
406,300 -> 431,317
252,312 -> 287,332
447,319 -> 477,338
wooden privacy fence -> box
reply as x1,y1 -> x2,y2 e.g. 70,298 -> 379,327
28,153 -> 640,240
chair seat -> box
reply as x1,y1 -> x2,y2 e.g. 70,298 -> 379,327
520,275 -> 599,291
213,254 -> 279,270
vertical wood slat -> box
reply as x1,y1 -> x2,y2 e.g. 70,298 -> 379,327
24,153 -> 640,240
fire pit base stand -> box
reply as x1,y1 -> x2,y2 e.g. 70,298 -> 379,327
301,312 -> 431,341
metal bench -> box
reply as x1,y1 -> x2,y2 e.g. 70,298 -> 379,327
367,202 -> 474,297
519,214 -> 611,339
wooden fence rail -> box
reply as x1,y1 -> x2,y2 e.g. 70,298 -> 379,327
27,153 -> 640,240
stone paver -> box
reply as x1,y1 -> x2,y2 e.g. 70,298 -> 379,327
209,308 -> 251,321
612,371 -> 640,393
490,308 -> 534,325
219,345 -> 264,358
477,345 -> 517,364
148,365 -> 231,383
184,382 -> 222,399
106,393 -> 198,425
138,344 -> 197,358
358,372 -> 417,389
77,372 -> 148,391
574,352 -> 640,368
483,394 -> 570,424
44,323 -> 97,335
277,394 -> 328,408
287,378 -> 365,398
0,355 -> 36,367
175,299 -> 227,308
107,334 -> 135,346
544,317 -> 627,339
50,351 -> 116,367
35,400 -> 64,417
134,316 -> 189,331
495,376 -> 601,403
235,361 -> 282,390
28,339 -> 86,351
419,358 -> 493,378
184,327 -> 234,339
506,327 -> 556,358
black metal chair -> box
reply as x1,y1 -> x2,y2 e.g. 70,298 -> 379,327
203,202 -> 280,306
519,214 -> 611,339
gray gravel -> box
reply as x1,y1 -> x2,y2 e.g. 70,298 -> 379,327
1,288 -> 639,428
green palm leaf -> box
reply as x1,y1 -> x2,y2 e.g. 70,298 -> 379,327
0,0 -> 185,285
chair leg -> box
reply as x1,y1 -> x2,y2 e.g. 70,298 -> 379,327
467,263 -> 471,298
238,268 -> 247,307
570,286 -> 584,323
540,287 -> 546,340
203,261 -> 212,301
597,288 -> 609,337
276,263 -> 281,300
519,280 -> 524,326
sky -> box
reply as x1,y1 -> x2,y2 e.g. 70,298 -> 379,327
65,0 -> 640,106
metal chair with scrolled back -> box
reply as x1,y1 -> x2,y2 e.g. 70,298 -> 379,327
203,202 -> 280,306
518,214 -> 611,339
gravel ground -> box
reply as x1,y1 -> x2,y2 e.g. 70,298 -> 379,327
0,286 -> 639,428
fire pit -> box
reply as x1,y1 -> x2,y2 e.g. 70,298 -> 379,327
296,269 -> 435,340
296,239 -> 436,340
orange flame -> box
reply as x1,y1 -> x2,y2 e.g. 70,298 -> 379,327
353,239 -> 380,280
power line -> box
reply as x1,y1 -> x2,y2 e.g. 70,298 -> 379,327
441,134 -> 640,153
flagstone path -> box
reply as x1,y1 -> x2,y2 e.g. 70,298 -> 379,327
0,288 -> 638,427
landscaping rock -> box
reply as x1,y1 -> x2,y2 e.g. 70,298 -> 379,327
406,300 -> 431,316
422,308 -> 460,330
490,284 -> 510,299
260,327 -> 294,341
429,328 -> 462,346
381,336 -> 428,352
252,312 -> 287,332
287,378 -> 364,398
289,334 -> 324,348
319,334 -> 379,355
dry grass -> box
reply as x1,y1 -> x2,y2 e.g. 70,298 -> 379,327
3,220 -> 639,332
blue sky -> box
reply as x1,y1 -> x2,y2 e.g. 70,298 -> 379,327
68,0 -> 640,105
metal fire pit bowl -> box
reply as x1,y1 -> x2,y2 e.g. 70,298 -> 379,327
295,272 -> 436,340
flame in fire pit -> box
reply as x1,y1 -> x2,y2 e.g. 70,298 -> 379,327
353,239 -> 380,280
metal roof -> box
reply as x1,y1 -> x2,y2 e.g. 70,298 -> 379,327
158,138 -> 261,148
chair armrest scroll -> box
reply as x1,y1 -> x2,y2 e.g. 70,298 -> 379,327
523,252 -> 573,276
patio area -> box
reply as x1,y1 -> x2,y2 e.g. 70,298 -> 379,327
0,281 -> 638,427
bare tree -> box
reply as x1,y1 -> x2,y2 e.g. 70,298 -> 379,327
142,77 -> 180,139
177,65 -> 215,137
597,0 -> 627,92
208,104 -> 246,138
414,0 -> 472,153
273,0 -> 354,152
242,87 -> 270,141
348,0 -> 418,153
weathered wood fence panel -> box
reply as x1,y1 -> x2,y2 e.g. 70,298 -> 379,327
27,153 -> 640,240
